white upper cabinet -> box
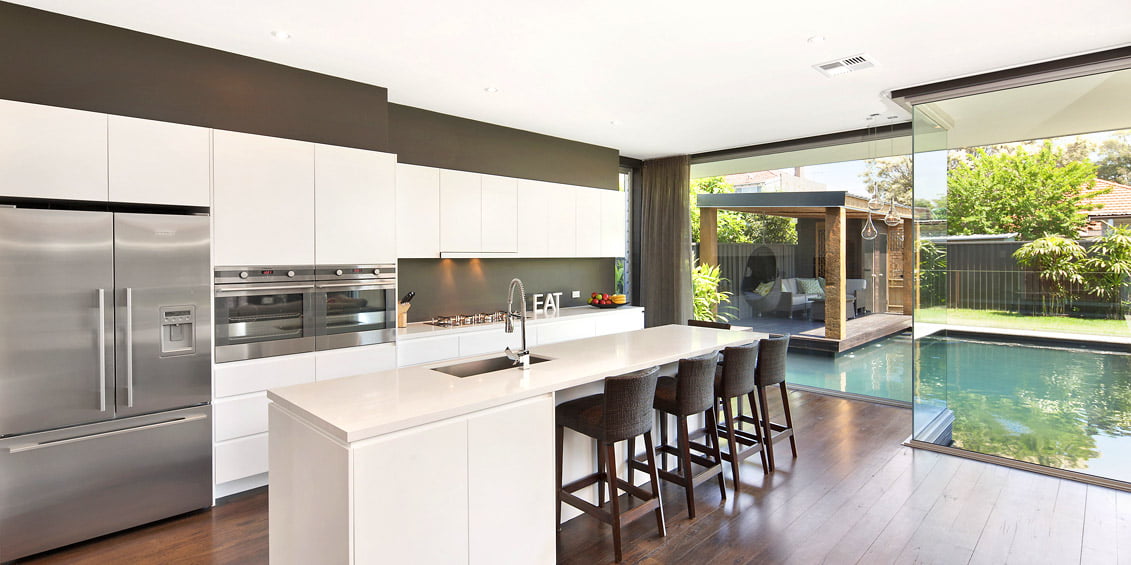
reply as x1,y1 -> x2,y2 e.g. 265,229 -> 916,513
574,187 -> 602,257
108,115 -> 211,207
315,144 -> 396,264
480,174 -> 518,252
600,189 -> 627,258
0,99 -> 108,201
545,183 -> 577,257
213,130 -> 315,266
439,169 -> 482,252
395,164 -> 441,258
516,179 -> 550,257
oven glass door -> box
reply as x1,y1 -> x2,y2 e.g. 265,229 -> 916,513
314,282 -> 396,350
214,283 -> 315,362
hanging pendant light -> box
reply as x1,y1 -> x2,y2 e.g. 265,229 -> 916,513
867,193 -> 884,212
861,211 -> 878,240
884,192 -> 902,227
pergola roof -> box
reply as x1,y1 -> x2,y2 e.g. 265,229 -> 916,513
696,190 -> 913,220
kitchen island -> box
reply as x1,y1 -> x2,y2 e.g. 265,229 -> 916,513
267,324 -> 763,565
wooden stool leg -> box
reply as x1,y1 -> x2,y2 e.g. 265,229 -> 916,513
705,406 -> 726,499
626,435 -> 636,487
757,386 -> 775,473
659,412 -> 669,470
596,440 -> 607,507
642,432 -> 666,537
555,425 -> 564,531
720,396 -> 741,493
604,442 -> 623,562
780,382 -> 798,457
677,416 -> 695,518
747,391 -> 768,473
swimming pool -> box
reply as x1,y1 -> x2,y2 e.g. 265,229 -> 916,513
787,332 -> 913,403
915,334 -> 1131,483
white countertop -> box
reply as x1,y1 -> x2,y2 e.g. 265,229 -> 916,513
268,324 -> 764,443
397,305 -> 644,340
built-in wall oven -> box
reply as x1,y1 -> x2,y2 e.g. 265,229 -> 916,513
214,266 -> 316,363
314,264 -> 397,351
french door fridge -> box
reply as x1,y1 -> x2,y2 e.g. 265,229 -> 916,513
0,208 -> 212,561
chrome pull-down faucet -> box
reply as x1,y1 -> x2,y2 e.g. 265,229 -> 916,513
504,278 -> 530,370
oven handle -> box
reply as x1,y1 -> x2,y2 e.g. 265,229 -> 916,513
315,282 -> 396,290
215,283 -> 316,293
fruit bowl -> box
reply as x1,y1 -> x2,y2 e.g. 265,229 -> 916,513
590,302 -> 623,309
587,292 -> 627,308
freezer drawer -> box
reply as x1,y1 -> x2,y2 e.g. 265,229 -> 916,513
0,405 -> 212,562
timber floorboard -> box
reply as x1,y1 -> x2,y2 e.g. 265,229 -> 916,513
9,390 -> 1131,565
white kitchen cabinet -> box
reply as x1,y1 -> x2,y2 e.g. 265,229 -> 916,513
315,343 -> 397,381
315,144 -> 396,264
546,183 -> 578,257
575,187 -> 602,257
213,353 -> 316,398
0,99 -> 108,201
213,130 -> 314,266
600,189 -> 627,258
397,334 -> 461,367
215,433 -> 269,485
468,395 -> 555,565
354,416 -> 470,564
537,318 -> 597,345
458,327 -> 526,357
108,115 -> 210,206
516,179 -> 550,257
396,163 -> 441,258
481,174 -> 518,252
439,169 -> 483,252
593,309 -> 645,336
214,392 -> 270,442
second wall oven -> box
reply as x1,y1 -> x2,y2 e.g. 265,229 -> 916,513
314,264 -> 397,351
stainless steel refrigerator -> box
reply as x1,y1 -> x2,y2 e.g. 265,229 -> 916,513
0,208 -> 212,562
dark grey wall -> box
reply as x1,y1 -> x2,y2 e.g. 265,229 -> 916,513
389,104 -> 619,190
398,258 -> 615,322
0,2 -> 389,151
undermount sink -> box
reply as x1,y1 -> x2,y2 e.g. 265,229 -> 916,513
432,355 -> 552,378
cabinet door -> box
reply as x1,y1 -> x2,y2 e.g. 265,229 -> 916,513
468,395 -> 555,565
213,352 -> 316,399
214,393 -> 269,441
315,144 -> 396,264
314,343 -> 396,381
395,164 -> 441,258
397,335 -> 461,367
574,187 -> 602,257
0,99 -> 107,201
458,327 -> 525,357
354,417 -> 469,564
593,309 -> 644,336
108,115 -> 210,206
516,179 -> 549,257
440,169 -> 482,252
545,183 -> 577,257
537,318 -> 596,345
481,175 -> 518,252
215,433 -> 268,484
600,189 -> 627,257
213,130 -> 314,266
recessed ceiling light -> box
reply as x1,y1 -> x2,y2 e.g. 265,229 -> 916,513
807,35 -> 826,45
609,120 -> 622,126
484,87 -> 499,93
270,30 -> 291,41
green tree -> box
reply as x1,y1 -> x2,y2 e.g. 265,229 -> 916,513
1095,131 -> 1131,185
1081,226 -> 1131,317
1013,236 -> 1086,315
860,156 -> 912,205
948,142 -> 1101,240
690,176 -> 797,244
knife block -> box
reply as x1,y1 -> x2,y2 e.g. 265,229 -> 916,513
397,303 -> 411,328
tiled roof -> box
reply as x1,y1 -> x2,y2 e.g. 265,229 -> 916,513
1081,179 -> 1131,217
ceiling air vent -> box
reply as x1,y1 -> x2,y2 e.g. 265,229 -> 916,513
813,54 -> 877,77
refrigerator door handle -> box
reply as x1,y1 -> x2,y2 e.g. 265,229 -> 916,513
125,287 -> 134,408
4,414 -> 208,454
98,288 -> 107,412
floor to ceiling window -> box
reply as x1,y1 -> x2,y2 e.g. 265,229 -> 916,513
910,66 -> 1131,487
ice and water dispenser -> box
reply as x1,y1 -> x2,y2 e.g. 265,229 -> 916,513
159,305 -> 196,356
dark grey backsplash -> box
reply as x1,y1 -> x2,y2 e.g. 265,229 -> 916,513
398,258 -> 615,322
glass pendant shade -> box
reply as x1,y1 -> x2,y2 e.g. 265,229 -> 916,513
867,194 -> 884,211
861,212 -> 879,240
883,194 -> 902,226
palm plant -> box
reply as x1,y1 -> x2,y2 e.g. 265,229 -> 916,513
1013,235 -> 1086,315
692,263 -> 736,322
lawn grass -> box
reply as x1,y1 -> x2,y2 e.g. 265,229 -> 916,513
917,306 -> 1131,337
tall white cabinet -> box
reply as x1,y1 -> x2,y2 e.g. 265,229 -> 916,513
108,115 -> 211,207
0,99 -> 108,202
314,144 -> 397,264
396,163 -> 441,258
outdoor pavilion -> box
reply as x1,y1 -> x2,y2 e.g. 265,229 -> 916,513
697,190 -> 916,351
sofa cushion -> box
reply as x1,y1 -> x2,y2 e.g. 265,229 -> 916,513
780,278 -> 798,294
797,277 -> 824,297
754,281 -> 774,296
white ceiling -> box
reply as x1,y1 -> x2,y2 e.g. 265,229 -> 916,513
12,0 -> 1131,159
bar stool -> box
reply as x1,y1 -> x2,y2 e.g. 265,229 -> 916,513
555,366 -> 665,562
713,342 -> 767,493
753,334 -> 797,472
631,354 -> 726,519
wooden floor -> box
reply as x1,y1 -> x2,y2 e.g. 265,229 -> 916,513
13,391 -> 1131,565
738,313 -> 912,353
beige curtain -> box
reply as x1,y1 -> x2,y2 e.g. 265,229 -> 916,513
640,155 -> 692,327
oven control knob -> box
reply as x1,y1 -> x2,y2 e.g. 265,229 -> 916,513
335,269 -> 343,276
239,271 -> 249,279
287,270 -> 295,277
373,269 -> 381,275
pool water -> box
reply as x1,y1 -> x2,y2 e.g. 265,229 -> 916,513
787,332 -> 913,403
916,336 -> 1131,483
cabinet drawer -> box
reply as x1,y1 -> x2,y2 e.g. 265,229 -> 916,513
593,310 -> 644,336
397,335 -> 460,367
214,393 -> 268,441
315,343 -> 396,381
459,328 -> 524,357
215,433 -> 268,484
213,353 -> 316,398
537,319 -> 596,345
